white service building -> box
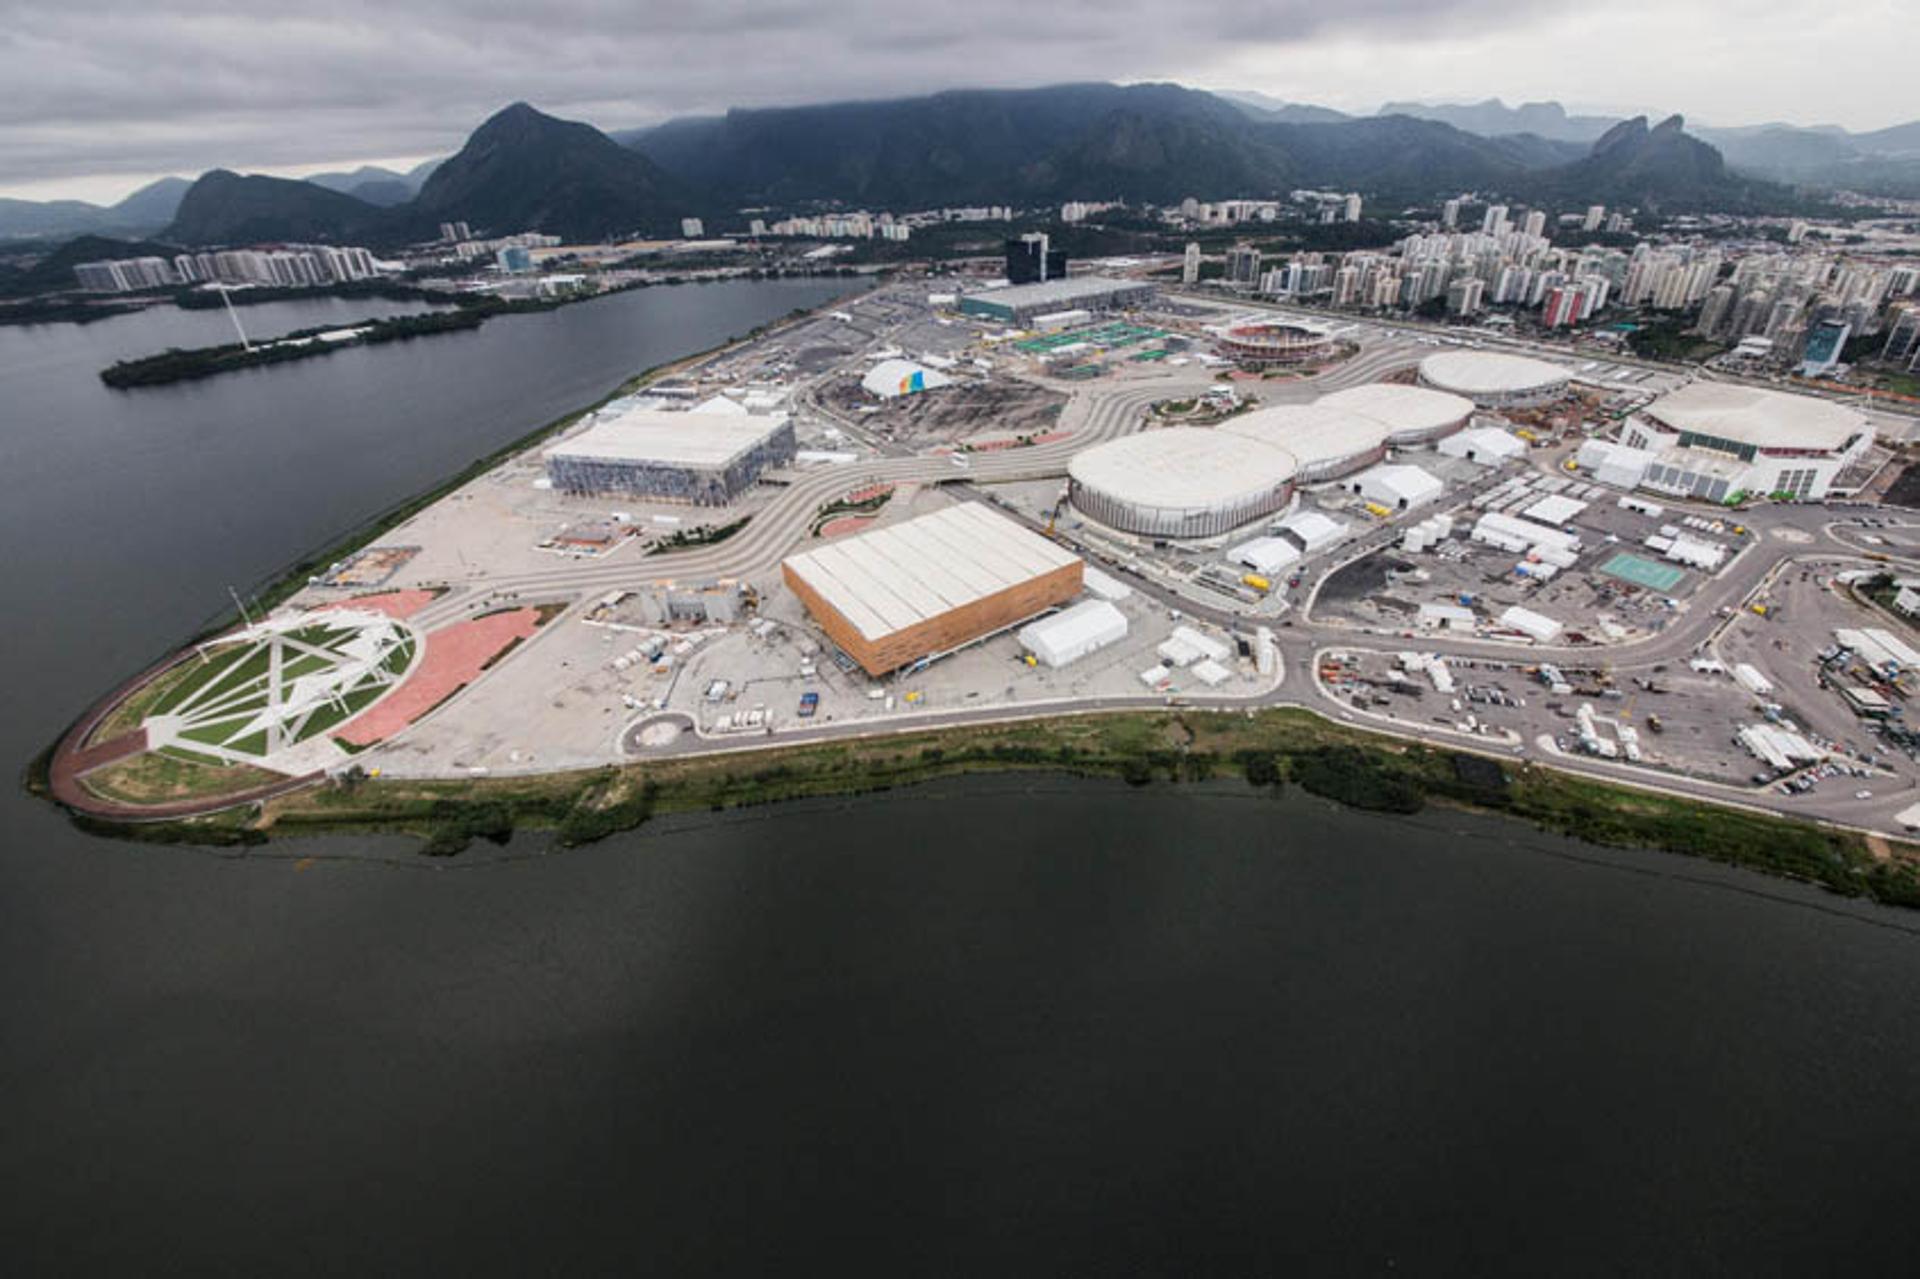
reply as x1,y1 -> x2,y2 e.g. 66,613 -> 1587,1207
1576,439 -> 1655,490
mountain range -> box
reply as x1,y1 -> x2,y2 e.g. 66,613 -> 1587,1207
1364,98 -> 1920,197
613,84 -> 1802,219
0,176 -> 194,241
7,82 -> 1901,254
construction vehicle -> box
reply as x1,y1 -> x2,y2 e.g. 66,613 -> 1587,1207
1044,485 -> 1069,537
1646,713 -> 1665,734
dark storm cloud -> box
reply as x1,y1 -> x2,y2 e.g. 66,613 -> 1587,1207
0,0 -> 1563,193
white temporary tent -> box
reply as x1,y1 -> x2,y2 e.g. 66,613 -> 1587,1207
1227,536 -> 1302,576
1190,659 -> 1231,687
1276,509 -> 1347,552
1438,426 -> 1525,464
1351,464 -> 1443,511
1170,626 -> 1232,663
1018,599 -> 1129,668
861,358 -> 953,399
1497,605 -> 1564,642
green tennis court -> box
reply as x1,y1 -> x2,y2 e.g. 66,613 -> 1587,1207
1599,552 -> 1684,591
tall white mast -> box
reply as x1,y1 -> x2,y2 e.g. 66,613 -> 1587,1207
218,284 -> 253,352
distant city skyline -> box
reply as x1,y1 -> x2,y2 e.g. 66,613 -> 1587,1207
3,0 -> 1911,203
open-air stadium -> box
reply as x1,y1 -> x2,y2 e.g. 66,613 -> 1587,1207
139,610 -> 417,763
1214,316 -> 1339,368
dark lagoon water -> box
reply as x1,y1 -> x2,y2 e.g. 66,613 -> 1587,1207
5,282 -> 1920,1274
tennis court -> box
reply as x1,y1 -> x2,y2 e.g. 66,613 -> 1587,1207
1599,552 -> 1685,591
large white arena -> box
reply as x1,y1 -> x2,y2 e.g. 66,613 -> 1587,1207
1220,384 -> 1471,482
1219,404 -> 1387,482
1418,350 -> 1572,407
1068,382 -> 1474,536
1067,427 -> 1299,539
1317,383 -> 1474,443
1619,383 -> 1874,502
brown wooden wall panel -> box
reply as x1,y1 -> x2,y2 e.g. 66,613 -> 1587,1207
784,560 -> 1083,676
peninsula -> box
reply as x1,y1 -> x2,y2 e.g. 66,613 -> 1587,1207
36,274 -> 1920,908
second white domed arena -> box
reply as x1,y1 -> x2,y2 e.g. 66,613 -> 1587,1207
1067,383 -> 1476,538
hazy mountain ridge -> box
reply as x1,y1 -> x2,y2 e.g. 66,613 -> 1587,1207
1378,98 -> 1622,143
0,176 -> 191,240
1380,98 -> 1920,196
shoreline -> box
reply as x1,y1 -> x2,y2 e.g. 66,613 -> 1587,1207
97,272 -> 848,388
37,702 -> 1920,907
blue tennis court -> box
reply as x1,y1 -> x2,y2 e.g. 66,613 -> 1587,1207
1599,552 -> 1684,591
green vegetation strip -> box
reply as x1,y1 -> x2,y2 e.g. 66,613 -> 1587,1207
134,708 -> 1911,907
649,516 -> 751,555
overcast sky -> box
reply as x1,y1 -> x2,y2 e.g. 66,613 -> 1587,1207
2,0 -> 1912,203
